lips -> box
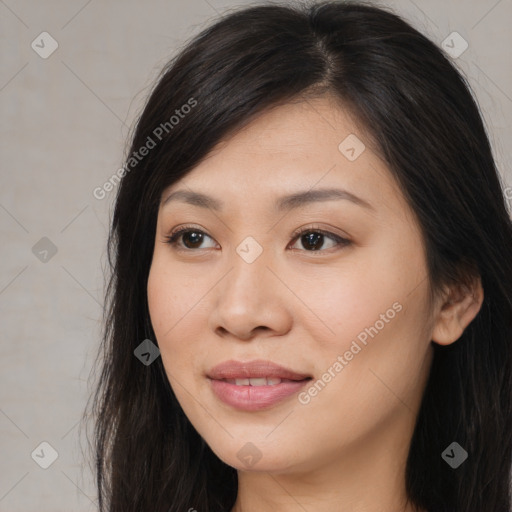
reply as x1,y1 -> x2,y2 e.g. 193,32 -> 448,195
207,359 -> 312,381
207,359 -> 312,411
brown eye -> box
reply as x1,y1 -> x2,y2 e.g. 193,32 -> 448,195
165,227 -> 217,250
289,228 -> 351,252
299,232 -> 327,251
181,231 -> 204,249
165,225 -> 351,253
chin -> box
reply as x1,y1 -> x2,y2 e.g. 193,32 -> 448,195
208,439 -> 301,473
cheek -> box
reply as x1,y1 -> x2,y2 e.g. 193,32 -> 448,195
147,262 -> 185,364
306,290 -> 431,431
147,258 -> 212,379
297,247 -> 424,354
147,256 -> 202,336
294,244 -> 431,409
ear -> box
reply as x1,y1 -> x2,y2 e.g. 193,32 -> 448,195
431,275 -> 484,346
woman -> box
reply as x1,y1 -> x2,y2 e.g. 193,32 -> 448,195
88,1 -> 512,511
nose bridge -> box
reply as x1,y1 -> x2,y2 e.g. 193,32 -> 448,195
210,233 -> 290,338
225,234 -> 272,306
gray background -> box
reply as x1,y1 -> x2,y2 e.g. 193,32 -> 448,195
0,0 -> 511,510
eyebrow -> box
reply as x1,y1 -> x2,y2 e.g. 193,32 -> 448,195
161,187 -> 374,212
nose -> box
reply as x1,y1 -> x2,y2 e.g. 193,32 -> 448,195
208,244 -> 293,341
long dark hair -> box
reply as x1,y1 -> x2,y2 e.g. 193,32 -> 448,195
86,1 -> 512,511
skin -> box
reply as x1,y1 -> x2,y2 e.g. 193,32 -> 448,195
147,95 -> 483,512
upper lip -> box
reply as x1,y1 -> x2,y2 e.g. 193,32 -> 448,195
207,359 -> 312,381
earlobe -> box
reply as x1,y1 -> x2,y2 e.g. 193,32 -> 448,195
431,276 -> 484,346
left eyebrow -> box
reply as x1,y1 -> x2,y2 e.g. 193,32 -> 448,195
274,187 -> 374,212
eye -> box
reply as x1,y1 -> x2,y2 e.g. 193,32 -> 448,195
288,225 -> 351,252
164,225 -> 218,250
164,224 -> 351,253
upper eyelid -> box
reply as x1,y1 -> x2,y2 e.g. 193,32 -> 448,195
290,224 -> 348,240
168,224 -> 345,239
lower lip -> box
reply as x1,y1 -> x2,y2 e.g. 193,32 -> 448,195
208,378 -> 310,411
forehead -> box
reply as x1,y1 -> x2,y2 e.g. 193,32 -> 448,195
204,96 -> 366,161
159,96 -> 410,221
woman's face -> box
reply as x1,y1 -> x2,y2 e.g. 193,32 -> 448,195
147,96 -> 437,474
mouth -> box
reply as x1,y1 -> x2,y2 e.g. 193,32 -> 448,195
206,359 -> 313,411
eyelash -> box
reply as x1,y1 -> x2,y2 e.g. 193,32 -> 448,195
164,224 -> 351,253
